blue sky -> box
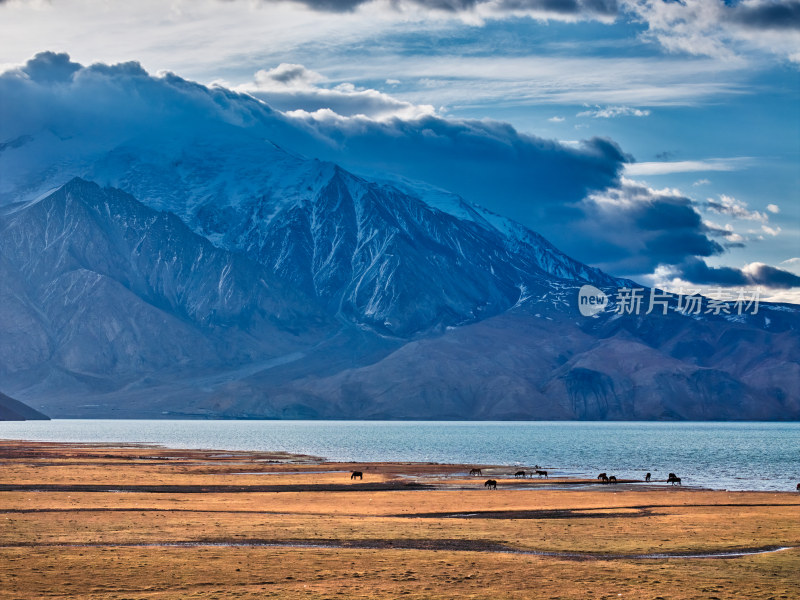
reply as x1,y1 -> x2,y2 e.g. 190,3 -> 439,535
1,0 -> 798,300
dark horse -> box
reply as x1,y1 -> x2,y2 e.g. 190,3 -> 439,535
535,470 -> 548,478
667,475 -> 682,485
469,468 -> 482,476
485,479 -> 497,490
797,483 -> 800,492
608,475 -> 617,483
514,470 -> 526,478
645,472 -> 651,482
350,471 -> 363,480
598,473 -> 609,483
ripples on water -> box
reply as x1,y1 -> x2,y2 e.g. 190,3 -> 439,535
1,420 -> 798,492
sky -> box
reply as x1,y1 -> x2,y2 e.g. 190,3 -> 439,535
0,0 -> 798,301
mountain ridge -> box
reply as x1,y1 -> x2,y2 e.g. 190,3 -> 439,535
0,391 -> 49,421
1,176 -> 797,420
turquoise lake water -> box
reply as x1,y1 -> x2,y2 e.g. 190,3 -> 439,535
1,420 -> 798,492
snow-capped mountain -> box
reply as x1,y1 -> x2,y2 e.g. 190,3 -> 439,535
2,172 -> 797,420
1,56 -> 798,419
3,123 -> 626,338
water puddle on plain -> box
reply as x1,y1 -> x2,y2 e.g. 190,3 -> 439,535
3,541 -> 794,560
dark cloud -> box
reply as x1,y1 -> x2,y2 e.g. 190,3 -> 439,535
301,114 -> 629,223
267,0 -> 477,13
291,0 -> 368,11
259,0 -> 619,16
570,181 -> 725,277
633,196 -> 702,231
676,257 -> 749,286
258,63 -> 317,85
498,0 -> 618,15
674,258 -> 800,289
746,263 -> 800,288
0,52 -> 627,222
392,0 -> 480,11
727,0 -> 800,31
580,0 -> 618,15
645,231 -> 724,263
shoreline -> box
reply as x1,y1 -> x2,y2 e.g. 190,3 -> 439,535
1,438 -> 796,494
2,419 -> 798,494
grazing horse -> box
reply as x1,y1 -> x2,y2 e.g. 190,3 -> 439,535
535,470 -> 548,478
668,473 -> 677,480
598,473 -> 609,483
485,479 -> 497,490
667,475 -> 682,485
514,470 -> 526,478
469,468 -> 482,476
796,483 -> 799,492
645,472 -> 651,483
608,475 -> 617,483
350,471 -> 363,480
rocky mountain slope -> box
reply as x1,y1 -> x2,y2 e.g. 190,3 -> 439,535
0,179 -> 331,398
0,391 -> 49,421
1,174 -> 797,420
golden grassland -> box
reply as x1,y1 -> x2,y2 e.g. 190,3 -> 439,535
0,440 -> 798,599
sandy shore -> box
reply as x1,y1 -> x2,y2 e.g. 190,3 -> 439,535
1,440 -> 798,599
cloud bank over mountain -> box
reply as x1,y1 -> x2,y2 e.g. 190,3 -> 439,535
1,52 -> 797,297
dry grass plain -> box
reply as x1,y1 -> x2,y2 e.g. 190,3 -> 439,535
0,440 -> 798,599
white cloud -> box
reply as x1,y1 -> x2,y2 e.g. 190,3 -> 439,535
704,219 -> 748,244
650,273 -> 800,304
761,224 -> 782,236
725,232 -> 745,243
619,0 -> 800,64
342,55 -> 748,108
548,116 -> 565,122
759,289 -> 800,303
766,203 -> 780,213
625,158 -> 749,176
705,194 -> 768,222
781,257 -> 800,275
239,65 -> 436,120
0,0 -> 762,119
692,178 -> 711,186
576,105 -> 651,118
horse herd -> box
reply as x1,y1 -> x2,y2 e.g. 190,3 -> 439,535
348,470 -> 800,491
470,467 -> 547,479
476,469 -> 685,489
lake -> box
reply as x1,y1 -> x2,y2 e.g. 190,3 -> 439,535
1,420 -> 798,492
